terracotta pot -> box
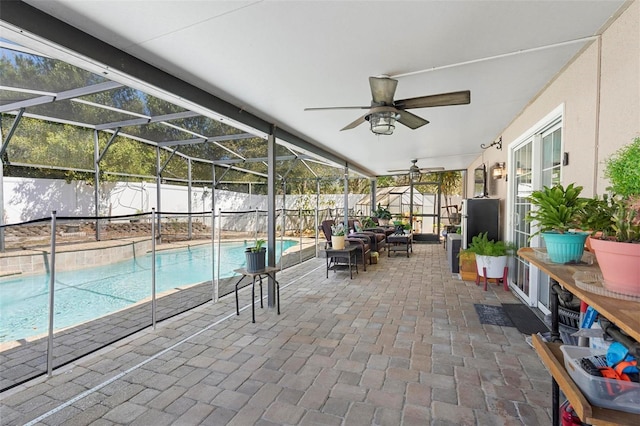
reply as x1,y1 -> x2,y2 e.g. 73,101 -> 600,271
588,237 -> 640,296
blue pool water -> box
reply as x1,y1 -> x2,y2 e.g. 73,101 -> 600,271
0,240 -> 297,342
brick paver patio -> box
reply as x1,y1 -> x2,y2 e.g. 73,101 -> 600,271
0,244 -> 552,425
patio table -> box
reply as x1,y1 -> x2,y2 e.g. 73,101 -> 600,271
387,231 -> 413,257
233,266 -> 280,323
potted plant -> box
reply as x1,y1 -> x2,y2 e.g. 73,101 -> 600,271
526,183 -> 590,263
464,232 -> 516,280
330,222 -> 346,250
374,204 -> 392,226
361,216 -> 377,229
245,238 -> 266,272
588,137 -> 640,296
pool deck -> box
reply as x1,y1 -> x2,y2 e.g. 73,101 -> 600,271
0,244 -> 552,425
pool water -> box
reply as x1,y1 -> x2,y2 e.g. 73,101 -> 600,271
0,240 -> 297,342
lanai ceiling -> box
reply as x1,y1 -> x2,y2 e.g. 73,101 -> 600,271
2,0 -> 629,177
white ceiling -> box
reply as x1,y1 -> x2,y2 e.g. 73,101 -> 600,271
19,0 -> 627,176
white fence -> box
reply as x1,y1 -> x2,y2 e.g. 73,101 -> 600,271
2,177 -> 364,225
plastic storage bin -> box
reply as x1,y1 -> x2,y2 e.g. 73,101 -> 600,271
561,345 -> 640,414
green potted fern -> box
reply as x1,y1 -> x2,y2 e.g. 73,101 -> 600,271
464,232 -> 516,279
588,137 -> 640,296
526,183 -> 590,263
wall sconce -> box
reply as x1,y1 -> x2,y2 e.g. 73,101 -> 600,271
492,162 -> 506,180
481,136 -> 502,150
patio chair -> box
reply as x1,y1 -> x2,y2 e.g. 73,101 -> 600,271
320,220 -> 372,271
348,219 -> 387,252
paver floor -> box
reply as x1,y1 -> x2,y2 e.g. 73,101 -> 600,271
0,244 -> 552,425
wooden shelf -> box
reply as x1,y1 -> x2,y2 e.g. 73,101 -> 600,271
520,248 -> 640,425
519,248 -> 640,342
532,334 -> 638,425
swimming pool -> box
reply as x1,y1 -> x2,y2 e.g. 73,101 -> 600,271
0,240 -> 297,342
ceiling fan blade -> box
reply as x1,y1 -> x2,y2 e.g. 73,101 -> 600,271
304,105 -> 370,111
340,114 -> 368,131
419,167 -> 445,172
369,76 -> 398,105
396,110 -> 429,129
395,90 -> 471,110
387,168 -> 409,173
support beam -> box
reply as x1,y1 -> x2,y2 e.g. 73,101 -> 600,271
97,128 -> 121,163
267,127 -> 277,308
343,167 -> 349,227
188,159 -> 192,239
156,146 -> 162,242
370,179 -> 377,217
0,107 -> 25,158
93,130 -> 101,241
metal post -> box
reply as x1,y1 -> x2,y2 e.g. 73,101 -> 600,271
410,178 -> 414,231
188,158 -> 192,240
151,208 -> 157,328
93,130 -> 101,241
315,178 -> 320,258
267,129 -> 277,308
370,178 -> 377,217
343,167 -> 349,227
47,210 -> 57,376
212,165 -> 218,303
0,157 -> 4,253
280,181 -> 286,271
254,208 -> 259,242
156,146 -> 162,244
216,208 -> 222,303
299,208 -> 303,264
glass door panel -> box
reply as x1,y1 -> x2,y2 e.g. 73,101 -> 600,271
537,125 -> 562,310
511,142 -> 534,302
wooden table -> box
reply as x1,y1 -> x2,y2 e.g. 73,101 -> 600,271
233,266 -> 280,323
323,244 -> 358,279
387,231 -> 413,257
519,248 -> 640,425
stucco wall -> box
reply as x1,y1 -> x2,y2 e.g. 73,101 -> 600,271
465,0 -> 639,238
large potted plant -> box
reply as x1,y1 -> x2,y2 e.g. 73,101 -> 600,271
588,137 -> 640,296
526,183 -> 590,263
374,204 -> 393,226
464,232 -> 516,279
245,238 -> 266,272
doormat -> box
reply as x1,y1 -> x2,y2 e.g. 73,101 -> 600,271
473,304 -> 514,327
502,303 -> 549,335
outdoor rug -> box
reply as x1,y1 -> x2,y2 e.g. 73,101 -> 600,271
502,303 -> 549,335
473,304 -> 514,327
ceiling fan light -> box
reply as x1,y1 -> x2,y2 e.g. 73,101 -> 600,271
409,168 -> 420,181
368,111 -> 397,135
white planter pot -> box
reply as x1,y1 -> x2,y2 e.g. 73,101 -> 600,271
331,235 -> 345,250
475,255 -> 508,278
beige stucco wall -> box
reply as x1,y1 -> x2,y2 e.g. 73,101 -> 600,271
465,0 -> 640,237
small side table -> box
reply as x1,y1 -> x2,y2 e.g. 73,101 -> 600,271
323,244 -> 358,279
233,266 -> 280,323
387,232 -> 413,257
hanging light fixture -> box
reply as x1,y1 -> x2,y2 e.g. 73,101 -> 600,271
367,110 -> 399,135
409,164 -> 420,181
408,159 -> 421,181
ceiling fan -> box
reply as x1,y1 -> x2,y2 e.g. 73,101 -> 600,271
305,75 -> 470,135
388,159 -> 444,179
